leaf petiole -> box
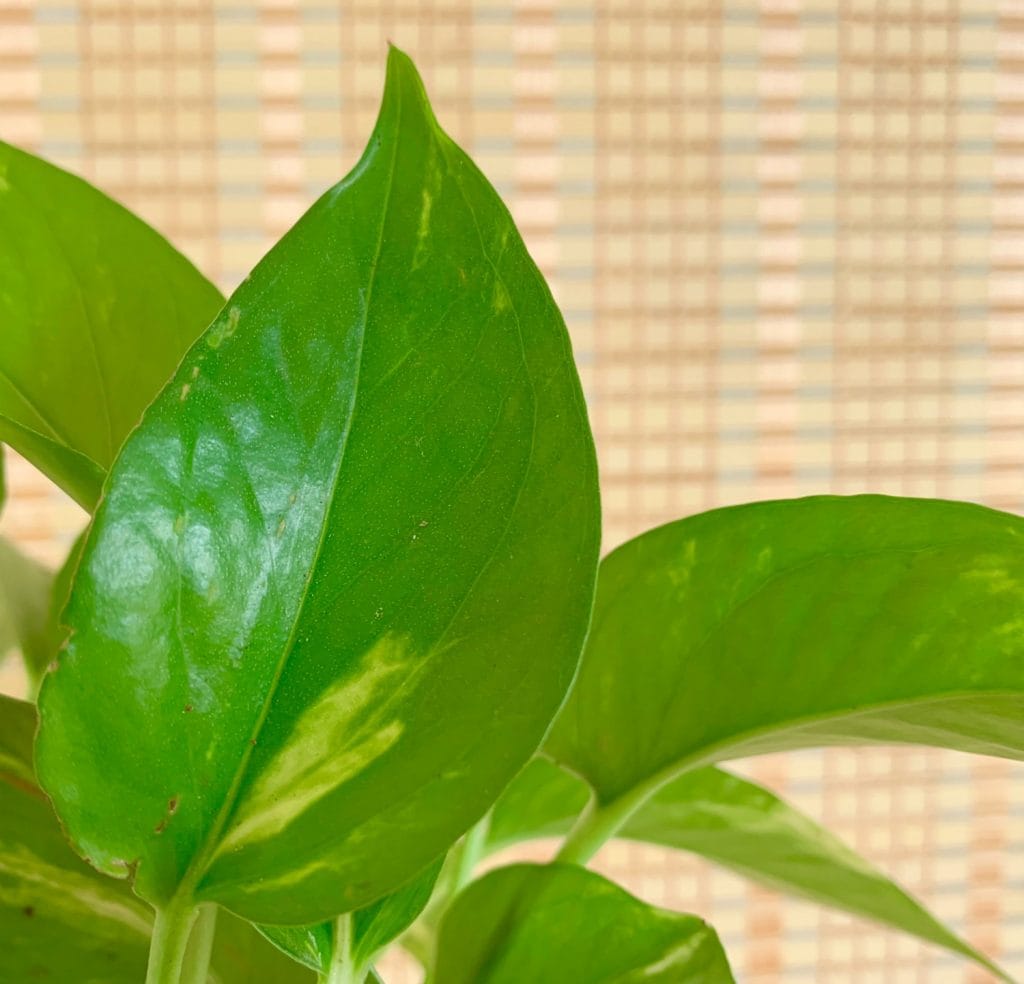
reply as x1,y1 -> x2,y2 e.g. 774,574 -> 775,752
555,782 -> 657,867
324,912 -> 365,984
181,904 -> 218,984
145,894 -> 200,984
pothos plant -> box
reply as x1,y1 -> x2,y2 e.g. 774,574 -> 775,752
0,46 -> 1021,984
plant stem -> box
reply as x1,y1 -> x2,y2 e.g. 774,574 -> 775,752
146,894 -> 200,984
555,786 -> 653,866
180,903 -> 218,984
325,912 -> 364,984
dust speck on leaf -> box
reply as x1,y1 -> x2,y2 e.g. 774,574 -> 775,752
179,383 -> 191,402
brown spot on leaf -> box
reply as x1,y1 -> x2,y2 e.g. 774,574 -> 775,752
183,704 -> 193,713
23,905 -> 34,917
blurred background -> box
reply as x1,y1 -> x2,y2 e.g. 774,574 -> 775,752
2,0 -> 1023,979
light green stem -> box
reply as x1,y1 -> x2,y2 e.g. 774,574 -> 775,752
146,895 -> 200,984
555,786 -> 653,866
181,903 -> 218,984
325,912 -> 365,984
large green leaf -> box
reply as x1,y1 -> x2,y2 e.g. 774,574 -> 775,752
36,46 -> 599,924
432,863 -> 734,984
0,695 -> 312,984
0,141 -> 224,509
486,758 -> 1002,977
259,857 -> 442,975
548,495 -> 1024,801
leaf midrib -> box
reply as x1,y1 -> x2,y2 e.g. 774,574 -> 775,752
177,91 -> 404,905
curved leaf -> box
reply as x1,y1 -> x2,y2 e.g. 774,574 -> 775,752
486,758 -> 1002,977
0,696 -> 311,984
433,863 -> 734,984
259,857 -> 442,974
36,46 -> 600,924
548,495 -> 1024,800
0,141 -> 224,508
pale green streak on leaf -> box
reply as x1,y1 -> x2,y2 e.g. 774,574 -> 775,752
548,495 -> 1024,799
217,634 -> 416,860
0,840 -> 152,936
0,695 -> 313,984
486,758 -> 1004,979
0,141 -> 224,508
36,45 -> 599,925
432,863 -> 735,984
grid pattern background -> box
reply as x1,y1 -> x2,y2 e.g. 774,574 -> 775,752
2,0 -> 1024,980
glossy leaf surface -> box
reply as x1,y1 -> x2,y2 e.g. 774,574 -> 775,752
0,142 -> 224,508
259,858 -> 441,974
487,758 -> 1000,975
433,863 -> 734,984
548,496 -> 1024,803
37,46 -> 600,923
0,696 -> 311,984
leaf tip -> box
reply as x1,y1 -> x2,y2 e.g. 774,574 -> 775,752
381,43 -> 438,130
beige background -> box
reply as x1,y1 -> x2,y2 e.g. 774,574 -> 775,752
2,0 -> 1023,979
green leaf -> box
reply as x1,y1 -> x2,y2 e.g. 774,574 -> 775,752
351,857 -> 442,970
257,922 -> 333,976
209,910 -> 316,984
548,495 -> 1024,797
0,696 -> 151,982
432,863 -> 735,984
259,858 -> 442,975
0,695 -> 312,983
36,45 -> 600,925
487,758 -> 1003,977
0,141 -> 224,509
0,536 -> 52,678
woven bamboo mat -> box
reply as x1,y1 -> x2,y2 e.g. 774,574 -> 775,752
2,1 -> 1023,979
